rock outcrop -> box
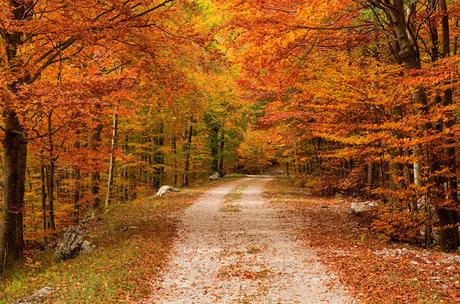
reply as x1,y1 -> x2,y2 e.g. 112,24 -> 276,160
54,226 -> 94,261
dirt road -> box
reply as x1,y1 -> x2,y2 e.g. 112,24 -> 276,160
145,177 -> 354,304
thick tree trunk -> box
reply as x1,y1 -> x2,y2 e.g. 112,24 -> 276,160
437,208 -> 458,251
0,0 -> 33,271
440,0 -> 450,57
386,0 -> 420,69
367,162 -> 375,187
438,0 -> 459,251
46,162 -> 56,230
1,110 -> 27,269
438,89 -> 459,251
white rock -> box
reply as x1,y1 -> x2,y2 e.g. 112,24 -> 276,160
350,201 -> 378,215
156,185 -> 180,197
208,172 -> 221,181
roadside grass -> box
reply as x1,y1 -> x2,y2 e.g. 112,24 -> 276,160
224,173 -> 247,178
264,178 -> 460,304
0,184 -> 213,304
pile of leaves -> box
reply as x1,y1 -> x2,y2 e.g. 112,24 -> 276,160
265,179 -> 460,304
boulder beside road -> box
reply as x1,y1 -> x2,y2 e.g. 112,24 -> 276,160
350,201 -> 378,215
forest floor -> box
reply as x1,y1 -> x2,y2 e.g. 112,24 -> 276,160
265,179 -> 460,304
3,177 -> 460,304
141,177 -> 353,304
0,182 -> 219,304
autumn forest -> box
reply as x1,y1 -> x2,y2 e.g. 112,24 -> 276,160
1,0 -> 460,303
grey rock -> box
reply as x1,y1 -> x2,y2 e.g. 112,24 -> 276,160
81,240 -> 94,255
16,287 -> 54,304
54,226 -> 85,260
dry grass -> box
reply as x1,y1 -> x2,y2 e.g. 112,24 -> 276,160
219,204 -> 241,213
217,263 -> 271,280
223,184 -> 245,204
219,184 -> 245,214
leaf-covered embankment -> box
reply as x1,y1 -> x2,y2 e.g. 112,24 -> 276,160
0,184 -> 214,304
264,179 -> 460,304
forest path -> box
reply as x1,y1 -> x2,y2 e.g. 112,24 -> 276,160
143,177 -> 354,304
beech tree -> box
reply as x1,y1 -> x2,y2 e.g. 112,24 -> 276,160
0,0 -> 185,268
230,0 -> 460,251
2,0 -> 459,279
1,0 -> 249,271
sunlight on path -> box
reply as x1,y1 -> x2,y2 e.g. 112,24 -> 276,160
143,177 -> 354,304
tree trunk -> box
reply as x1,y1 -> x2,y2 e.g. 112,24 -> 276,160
153,122 -> 165,189
91,123 -> 104,209
46,162 -> 56,230
46,113 -> 56,230
183,123 -> 193,187
210,125 -> 219,172
172,137 -> 178,186
454,18 -> 459,55
0,0 -> 33,271
122,133 -> 129,202
105,106 -> 118,208
386,0 -> 420,69
438,0 -> 459,251
440,0 -> 450,57
73,168 -> 81,224
218,129 -> 225,176
428,0 -> 440,61
1,110 -> 27,269
40,159 -> 47,231
367,162 -> 375,187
